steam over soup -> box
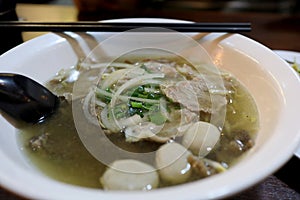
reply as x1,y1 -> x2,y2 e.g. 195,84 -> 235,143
18,57 -> 259,190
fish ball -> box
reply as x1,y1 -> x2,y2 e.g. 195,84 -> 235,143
156,142 -> 192,184
100,159 -> 159,190
182,121 -> 220,157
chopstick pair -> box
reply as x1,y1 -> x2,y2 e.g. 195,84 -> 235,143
0,21 -> 251,32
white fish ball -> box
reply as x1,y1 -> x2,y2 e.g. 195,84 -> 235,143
100,159 -> 159,190
182,121 -> 220,157
156,142 -> 192,184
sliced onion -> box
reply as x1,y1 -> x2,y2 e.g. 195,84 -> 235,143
110,73 -> 164,114
101,68 -> 131,89
100,106 -> 119,132
82,89 -> 99,126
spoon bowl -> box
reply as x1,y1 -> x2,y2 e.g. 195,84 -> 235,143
0,73 -> 59,124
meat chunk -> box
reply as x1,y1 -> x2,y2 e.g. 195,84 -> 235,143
187,155 -> 225,178
159,108 -> 199,137
161,74 -> 228,115
124,122 -> 170,143
29,133 -> 50,151
228,130 -> 254,153
188,155 -> 214,178
215,129 -> 255,163
143,61 -> 179,78
161,80 -> 208,112
124,109 -> 199,143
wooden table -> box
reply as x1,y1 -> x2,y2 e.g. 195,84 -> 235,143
0,3 -> 299,200
16,4 -> 78,41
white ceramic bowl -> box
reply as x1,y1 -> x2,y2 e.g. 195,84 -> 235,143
0,18 -> 300,200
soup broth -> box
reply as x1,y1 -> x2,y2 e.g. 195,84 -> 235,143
18,57 -> 259,189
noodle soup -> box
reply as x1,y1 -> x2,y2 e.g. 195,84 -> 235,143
18,56 -> 259,190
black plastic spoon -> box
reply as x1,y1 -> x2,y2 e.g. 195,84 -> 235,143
0,73 -> 59,124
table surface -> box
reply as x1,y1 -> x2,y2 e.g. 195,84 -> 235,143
1,3 -> 300,200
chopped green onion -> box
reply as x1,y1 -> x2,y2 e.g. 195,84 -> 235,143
130,101 -> 143,108
128,107 -> 144,118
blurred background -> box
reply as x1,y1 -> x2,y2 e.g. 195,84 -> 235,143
1,0 -> 299,52
15,0 -> 300,20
